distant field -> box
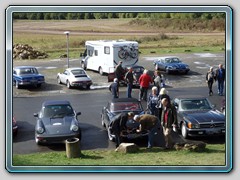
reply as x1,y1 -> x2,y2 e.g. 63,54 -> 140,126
13,19 -> 225,59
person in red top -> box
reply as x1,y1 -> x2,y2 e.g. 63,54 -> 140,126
138,69 -> 153,101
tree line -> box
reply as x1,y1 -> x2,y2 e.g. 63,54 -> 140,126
13,12 -> 225,20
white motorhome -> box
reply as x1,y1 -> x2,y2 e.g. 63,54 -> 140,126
80,40 -> 139,75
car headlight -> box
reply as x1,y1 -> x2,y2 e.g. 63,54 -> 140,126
185,65 -> 189,69
36,127 -> 44,134
71,125 -> 79,132
187,122 -> 200,129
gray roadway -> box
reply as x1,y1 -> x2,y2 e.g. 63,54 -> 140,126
12,85 -> 225,154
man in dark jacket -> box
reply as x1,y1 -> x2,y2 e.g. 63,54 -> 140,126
134,114 -> 160,149
115,61 -> 125,82
161,98 -> 178,149
215,64 -> 225,96
110,112 -> 134,148
109,78 -> 119,98
125,67 -> 134,98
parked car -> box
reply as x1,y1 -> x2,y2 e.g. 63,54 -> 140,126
153,56 -> 190,74
34,100 -> 82,145
125,65 -> 145,87
172,96 -> 225,139
13,66 -> 45,89
101,98 -> 147,142
57,67 -> 92,89
12,116 -> 18,137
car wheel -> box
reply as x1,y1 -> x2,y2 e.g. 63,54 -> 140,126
57,76 -> 62,84
181,123 -> 188,139
101,115 -> 106,128
37,84 -> 41,88
15,81 -> 20,89
86,85 -> 91,90
35,137 -> 43,146
99,67 -> 104,76
67,80 -> 72,89
166,68 -> 170,74
107,126 -> 114,141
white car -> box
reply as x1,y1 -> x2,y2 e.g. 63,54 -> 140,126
57,68 -> 93,89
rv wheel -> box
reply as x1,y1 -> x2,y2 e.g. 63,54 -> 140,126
99,67 -> 104,76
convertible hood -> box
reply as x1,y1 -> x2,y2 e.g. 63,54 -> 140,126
182,110 -> 225,124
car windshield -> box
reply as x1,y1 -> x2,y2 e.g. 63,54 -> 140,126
16,67 -> 39,75
71,69 -> 86,75
42,105 -> 74,118
165,57 -> 180,63
180,99 -> 212,111
110,102 -> 143,112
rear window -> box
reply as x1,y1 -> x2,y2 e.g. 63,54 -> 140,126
110,102 -> 142,112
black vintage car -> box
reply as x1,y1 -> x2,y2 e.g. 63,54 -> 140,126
34,100 -> 82,145
101,98 -> 147,142
172,96 -> 225,139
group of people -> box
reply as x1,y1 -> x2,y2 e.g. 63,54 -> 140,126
110,94 -> 177,150
206,63 -> 226,96
109,61 -> 165,101
109,61 -> 225,149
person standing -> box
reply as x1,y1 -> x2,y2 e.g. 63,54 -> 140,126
215,64 -> 226,96
109,78 -> 119,98
206,67 -> 215,96
147,86 -> 159,116
156,88 -> 171,121
115,61 -> 125,83
110,112 -> 134,148
125,67 -> 134,98
153,70 -> 162,95
134,114 -> 160,149
160,98 -> 178,149
138,69 -> 153,101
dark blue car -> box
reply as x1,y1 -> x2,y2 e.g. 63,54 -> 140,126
153,56 -> 190,74
13,66 -> 45,89
34,100 -> 82,145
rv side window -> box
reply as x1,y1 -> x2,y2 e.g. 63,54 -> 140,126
88,50 -> 93,57
104,46 -> 110,54
94,50 -> 98,56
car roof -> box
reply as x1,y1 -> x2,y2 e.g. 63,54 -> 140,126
42,100 -> 71,107
14,66 -> 37,69
174,95 -> 208,100
158,56 -> 179,59
109,98 -> 140,103
66,67 -> 84,71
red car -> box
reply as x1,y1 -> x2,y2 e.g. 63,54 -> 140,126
12,116 -> 18,137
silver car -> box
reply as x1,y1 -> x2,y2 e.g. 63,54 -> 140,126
57,67 -> 92,89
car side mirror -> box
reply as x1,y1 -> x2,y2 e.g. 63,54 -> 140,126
76,112 -> 81,116
212,104 -> 216,108
33,113 -> 38,117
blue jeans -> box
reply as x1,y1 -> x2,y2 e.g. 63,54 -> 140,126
217,80 -> 224,95
147,120 -> 160,148
127,83 -> 133,98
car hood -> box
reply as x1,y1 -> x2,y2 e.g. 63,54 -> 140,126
181,110 -> 225,123
166,63 -> 188,68
40,116 -> 76,134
